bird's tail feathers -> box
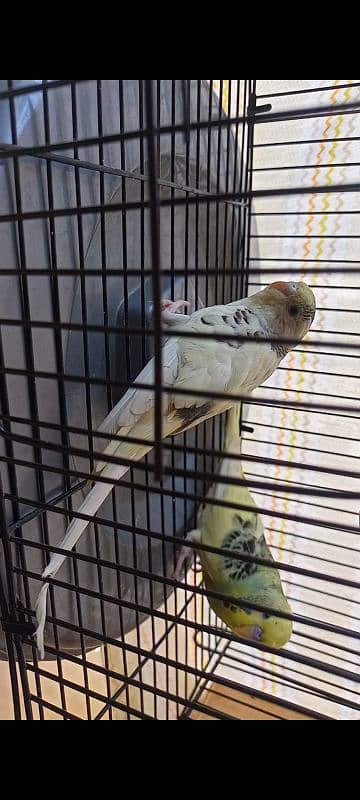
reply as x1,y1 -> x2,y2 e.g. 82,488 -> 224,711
35,412 -> 163,658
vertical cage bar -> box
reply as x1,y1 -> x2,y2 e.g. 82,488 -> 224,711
144,80 -> 163,482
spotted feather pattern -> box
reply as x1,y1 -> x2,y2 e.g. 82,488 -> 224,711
222,515 -> 269,582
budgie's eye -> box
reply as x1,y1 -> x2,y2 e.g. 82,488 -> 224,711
262,613 -> 272,620
288,305 -> 300,318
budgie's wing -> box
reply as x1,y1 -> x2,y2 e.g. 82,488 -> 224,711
171,302 -> 276,416
95,338 -> 182,471
97,338 -> 180,437
97,301 -> 273,467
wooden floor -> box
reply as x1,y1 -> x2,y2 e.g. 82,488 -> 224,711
1,666 -> 313,721
0,663 -> 15,720
191,685 -> 313,721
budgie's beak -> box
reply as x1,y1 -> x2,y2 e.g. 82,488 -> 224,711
235,625 -> 263,643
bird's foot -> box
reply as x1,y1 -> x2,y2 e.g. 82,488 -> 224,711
161,299 -> 191,328
173,529 -> 201,581
161,299 -> 190,314
173,546 -> 193,581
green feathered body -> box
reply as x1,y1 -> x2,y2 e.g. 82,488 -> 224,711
198,406 -> 293,649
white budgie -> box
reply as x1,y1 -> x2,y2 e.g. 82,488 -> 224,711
35,281 -> 316,657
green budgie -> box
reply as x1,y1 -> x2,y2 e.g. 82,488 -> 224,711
174,404 -> 293,649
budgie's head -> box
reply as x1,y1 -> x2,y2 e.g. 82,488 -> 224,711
230,589 -> 293,650
252,281 -> 316,351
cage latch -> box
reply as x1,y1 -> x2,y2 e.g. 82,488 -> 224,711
1,601 -> 36,637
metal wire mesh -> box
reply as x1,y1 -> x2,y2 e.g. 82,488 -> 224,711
0,79 -> 359,720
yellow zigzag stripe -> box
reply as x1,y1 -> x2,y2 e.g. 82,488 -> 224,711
302,110 -> 333,270
331,83 -> 341,105
323,194 -> 331,214
344,81 -> 354,103
313,117 -> 332,186
222,81 -> 230,112
317,99 -> 345,268
319,215 -> 329,237
315,236 -> 325,261
328,86 -> 355,265
304,201 -> 316,261
328,116 -> 343,166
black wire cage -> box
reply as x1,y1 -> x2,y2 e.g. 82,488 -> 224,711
0,79 -> 359,721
